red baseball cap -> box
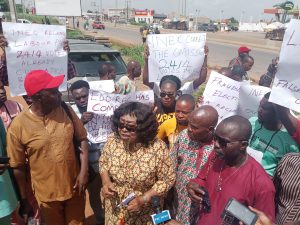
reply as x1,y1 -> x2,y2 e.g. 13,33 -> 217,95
24,70 -> 65,96
238,46 -> 251,54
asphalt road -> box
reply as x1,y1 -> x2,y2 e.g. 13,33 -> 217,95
96,24 -> 280,82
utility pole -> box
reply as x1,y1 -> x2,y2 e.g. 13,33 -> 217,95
8,0 -> 17,22
126,0 -> 129,22
184,0 -> 186,17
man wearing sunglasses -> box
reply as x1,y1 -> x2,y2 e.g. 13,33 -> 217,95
170,105 -> 218,225
187,115 -> 275,225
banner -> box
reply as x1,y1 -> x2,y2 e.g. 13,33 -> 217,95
3,23 -> 67,96
86,90 -> 154,143
269,19 -> 300,112
203,71 -> 269,121
35,0 -> 82,16
147,33 -> 206,83
89,80 -> 115,93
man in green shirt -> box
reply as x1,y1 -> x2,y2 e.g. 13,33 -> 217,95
248,92 -> 299,176
0,119 -> 18,225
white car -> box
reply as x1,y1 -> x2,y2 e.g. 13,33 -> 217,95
17,19 -> 32,24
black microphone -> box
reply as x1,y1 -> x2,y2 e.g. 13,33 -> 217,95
151,196 -> 161,214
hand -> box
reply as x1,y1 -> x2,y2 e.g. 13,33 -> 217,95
144,45 -> 149,60
165,220 -> 183,225
250,206 -> 274,225
0,35 -> 8,48
0,163 -> 8,175
196,96 -> 204,108
63,40 -> 70,52
101,182 -> 117,199
19,199 -> 34,224
127,196 -> 145,213
204,45 -> 209,56
73,170 -> 88,195
81,112 -> 94,124
186,182 -> 205,203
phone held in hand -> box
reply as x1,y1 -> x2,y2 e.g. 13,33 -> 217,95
118,193 -> 136,208
0,156 -> 10,164
221,198 -> 258,225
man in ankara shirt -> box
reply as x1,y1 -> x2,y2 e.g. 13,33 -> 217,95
6,70 -> 88,225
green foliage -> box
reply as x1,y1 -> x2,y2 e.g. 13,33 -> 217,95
120,45 -> 145,66
4,13 -> 59,24
67,29 -> 84,39
16,4 -> 23,13
229,17 -> 238,24
193,83 -> 207,99
0,0 -> 9,11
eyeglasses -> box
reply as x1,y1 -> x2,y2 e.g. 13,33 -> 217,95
214,134 -> 246,147
118,123 -> 137,132
160,92 -> 175,98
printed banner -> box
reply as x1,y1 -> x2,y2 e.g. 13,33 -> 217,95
269,19 -> 300,112
147,33 -> 206,83
3,23 -> 67,96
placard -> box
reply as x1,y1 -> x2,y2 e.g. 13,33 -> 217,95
203,71 -> 240,120
3,23 -> 67,96
89,80 -> 115,93
35,0 -> 82,16
86,90 -> 154,143
269,19 -> 300,112
147,33 -> 206,83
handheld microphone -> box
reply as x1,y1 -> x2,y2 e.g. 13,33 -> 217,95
150,196 -> 171,225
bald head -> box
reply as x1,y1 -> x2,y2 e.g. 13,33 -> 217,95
127,60 -> 142,79
217,115 -> 252,140
191,105 -> 219,128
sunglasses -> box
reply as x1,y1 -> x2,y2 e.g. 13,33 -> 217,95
160,92 -> 175,98
214,134 -> 246,147
118,123 -> 137,132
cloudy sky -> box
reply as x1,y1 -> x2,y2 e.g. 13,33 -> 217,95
80,0 -> 300,21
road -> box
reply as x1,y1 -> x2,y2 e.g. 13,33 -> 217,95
95,23 -> 280,82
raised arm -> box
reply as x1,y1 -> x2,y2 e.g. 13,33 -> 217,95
193,45 -> 208,89
275,104 -> 298,136
142,45 -> 154,89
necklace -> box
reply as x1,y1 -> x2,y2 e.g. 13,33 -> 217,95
216,155 -> 248,192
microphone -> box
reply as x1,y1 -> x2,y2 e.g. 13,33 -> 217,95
150,196 -> 171,225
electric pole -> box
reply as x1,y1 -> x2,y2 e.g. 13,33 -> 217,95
8,0 -> 17,22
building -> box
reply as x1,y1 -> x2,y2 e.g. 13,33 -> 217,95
134,9 -> 154,24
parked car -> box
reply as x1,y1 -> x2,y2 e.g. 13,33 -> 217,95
228,25 -> 239,31
198,23 -> 218,32
17,19 -> 32,24
265,28 -> 285,41
64,39 -> 127,102
92,21 -> 105,29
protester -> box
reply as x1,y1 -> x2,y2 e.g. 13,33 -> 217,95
273,153 -> 300,225
259,57 -> 279,87
142,27 -> 148,44
219,65 -> 246,82
0,119 -> 18,225
157,94 -> 195,148
98,62 -> 110,80
70,80 -> 104,224
187,115 -> 275,225
143,45 -> 208,97
240,55 -> 254,80
7,70 -> 89,225
0,81 -> 23,129
229,46 -> 251,67
115,60 -> 141,94
248,92 -> 299,176
100,102 -> 175,224
154,78 -> 178,125
171,105 -> 218,225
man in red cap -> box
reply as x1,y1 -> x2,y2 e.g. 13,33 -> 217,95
6,70 -> 89,225
229,46 -> 251,68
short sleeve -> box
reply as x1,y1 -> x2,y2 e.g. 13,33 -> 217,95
152,140 -> 175,195
6,124 -> 26,167
180,81 -> 194,95
153,82 -> 160,97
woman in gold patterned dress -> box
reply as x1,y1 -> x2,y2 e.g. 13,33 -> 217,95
100,102 -> 175,225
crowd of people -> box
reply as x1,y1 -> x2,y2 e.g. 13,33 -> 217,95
0,30 -> 299,225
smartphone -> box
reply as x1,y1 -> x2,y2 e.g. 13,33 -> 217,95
222,198 -> 258,225
117,193 -> 136,208
0,156 -> 10,164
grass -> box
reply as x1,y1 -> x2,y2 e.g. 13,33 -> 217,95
4,13 -> 60,24
119,45 -> 145,66
67,29 -> 84,39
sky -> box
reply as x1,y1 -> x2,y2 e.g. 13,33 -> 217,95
16,0 -> 300,22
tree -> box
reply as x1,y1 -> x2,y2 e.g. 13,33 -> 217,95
229,17 -> 238,24
0,0 -> 9,11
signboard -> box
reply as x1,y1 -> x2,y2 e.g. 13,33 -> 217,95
3,23 -> 67,96
147,33 -> 206,83
35,0 -> 82,16
86,90 -> 154,143
269,19 -> 300,112
89,80 -> 115,93
203,71 -> 269,121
